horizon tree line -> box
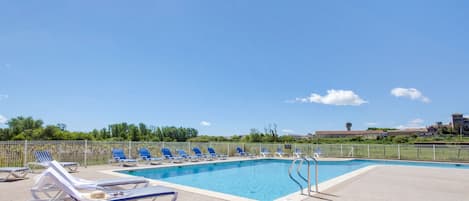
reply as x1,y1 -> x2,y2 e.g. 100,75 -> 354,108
0,116 -> 198,141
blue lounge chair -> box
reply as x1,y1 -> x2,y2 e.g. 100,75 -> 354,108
161,148 -> 184,163
207,147 -> 227,160
275,148 -> 288,157
192,147 -> 214,161
111,149 -> 138,166
0,167 -> 29,181
177,150 -> 199,162
236,147 -> 254,157
31,168 -> 178,201
30,150 -> 79,172
260,148 -> 272,157
294,148 -> 303,158
138,148 -> 163,165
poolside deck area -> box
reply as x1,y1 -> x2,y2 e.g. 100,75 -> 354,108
301,165 -> 469,201
1,158 -> 469,201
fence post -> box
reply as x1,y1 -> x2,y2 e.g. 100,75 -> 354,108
433,144 -> 436,161
58,142 -> 62,161
367,144 -> 370,158
259,143 -> 261,155
227,143 -> 230,156
128,141 -> 132,158
188,142 -> 191,153
23,140 -> 28,166
417,145 -> 420,159
351,145 -> 354,157
384,145 -> 386,158
398,144 -> 401,160
340,144 -> 343,157
84,140 -> 88,168
162,141 -> 165,148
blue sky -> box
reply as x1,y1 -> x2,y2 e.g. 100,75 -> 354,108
1,0 -> 468,135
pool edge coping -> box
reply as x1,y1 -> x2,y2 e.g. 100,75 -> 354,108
274,165 -> 378,201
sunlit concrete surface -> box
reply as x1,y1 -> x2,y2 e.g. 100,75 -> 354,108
302,165 -> 469,201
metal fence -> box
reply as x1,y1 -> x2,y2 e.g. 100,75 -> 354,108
1,141 -> 469,167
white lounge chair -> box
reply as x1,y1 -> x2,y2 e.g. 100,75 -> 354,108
49,161 -> 148,190
313,148 -> 323,158
0,167 -> 29,181
30,150 -> 79,172
31,168 -> 178,201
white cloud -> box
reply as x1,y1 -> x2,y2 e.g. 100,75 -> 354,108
294,89 -> 367,106
0,94 -> 8,101
396,118 -> 425,129
365,122 -> 378,126
0,115 -> 7,124
200,121 -> 211,127
282,129 -> 294,133
391,88 -> 430,103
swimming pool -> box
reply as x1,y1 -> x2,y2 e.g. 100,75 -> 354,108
118,159 -> 469,201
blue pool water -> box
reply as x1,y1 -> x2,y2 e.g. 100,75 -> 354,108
119,159 -> 469,201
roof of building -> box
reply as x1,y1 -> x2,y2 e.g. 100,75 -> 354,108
315,130 -> 384,135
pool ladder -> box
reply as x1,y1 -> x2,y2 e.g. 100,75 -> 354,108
288,156 -> 319,196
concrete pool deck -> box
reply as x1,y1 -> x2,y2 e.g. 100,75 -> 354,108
301,165 -> 469,201
1,157 -> 469,201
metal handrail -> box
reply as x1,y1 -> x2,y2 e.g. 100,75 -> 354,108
288,156 -> 320,197
288,159 -> 304,194
307,156 -> 319,193
297,159 -> 308,183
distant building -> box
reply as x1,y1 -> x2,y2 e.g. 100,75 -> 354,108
315,113 -> 469,138
452,113 -> 469,135
427,121 -> 453,135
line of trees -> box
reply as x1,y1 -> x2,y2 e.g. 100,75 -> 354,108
4,117 -> 465,144
0,118 -> 298,143
0,116 -> 198,141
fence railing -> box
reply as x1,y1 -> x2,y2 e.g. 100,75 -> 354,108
1,141 -> 469,167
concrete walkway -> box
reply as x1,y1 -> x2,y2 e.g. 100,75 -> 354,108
303,165 -> 469,201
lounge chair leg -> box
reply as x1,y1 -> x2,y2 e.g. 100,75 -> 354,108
171,192 -> 178,201
9,170 -> 28,180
